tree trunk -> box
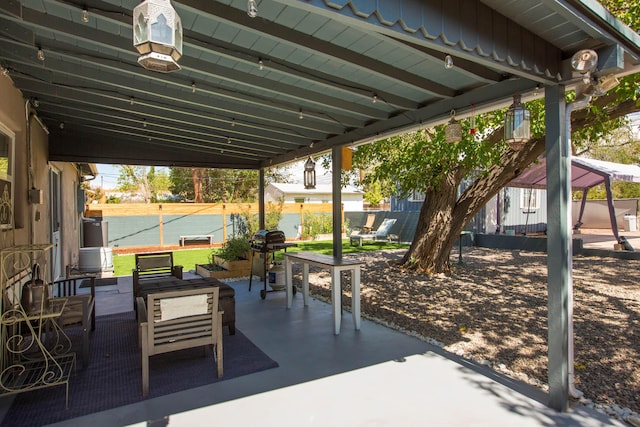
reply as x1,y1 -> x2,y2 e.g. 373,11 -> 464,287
192,168 -> 204,203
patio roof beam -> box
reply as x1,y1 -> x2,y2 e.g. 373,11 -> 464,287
178,0 -> 456,98
0,11 -> 374,130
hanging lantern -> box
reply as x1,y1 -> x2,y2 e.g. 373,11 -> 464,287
303,157 -> 316,190
444,110 -> 462,143
504,95 -> 530,150
133,0 -> 183,73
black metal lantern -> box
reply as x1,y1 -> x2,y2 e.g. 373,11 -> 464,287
504,94 -> 531,150
304,157 -> 316,190
133,0 -> 183,73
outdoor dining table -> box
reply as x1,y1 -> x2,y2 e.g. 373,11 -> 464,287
283,251 -> 363,335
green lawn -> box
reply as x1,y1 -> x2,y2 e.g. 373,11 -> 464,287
112,239 -> 408,277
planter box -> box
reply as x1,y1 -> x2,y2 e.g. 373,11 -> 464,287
213,255 -> 251,272
196,257 -> 251,279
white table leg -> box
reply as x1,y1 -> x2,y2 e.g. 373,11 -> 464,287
332,267 -> 341,335
352,267 -> 361,330
302,263 -> 309,306
285,258 -> 293,309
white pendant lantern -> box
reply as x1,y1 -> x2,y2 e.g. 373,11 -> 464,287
133,0 -> 183,73
504,95 -> 531,150
304,157 -> 316,190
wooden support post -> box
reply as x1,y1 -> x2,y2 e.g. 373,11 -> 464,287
159,204 -> 164,246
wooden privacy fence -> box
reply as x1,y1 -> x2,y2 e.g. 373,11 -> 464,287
85,203 -> 341,248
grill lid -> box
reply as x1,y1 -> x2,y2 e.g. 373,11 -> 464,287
252,230 -> 286,245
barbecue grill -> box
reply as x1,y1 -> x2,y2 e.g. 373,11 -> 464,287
250,230 -> 286,250
249,230 -> 297,299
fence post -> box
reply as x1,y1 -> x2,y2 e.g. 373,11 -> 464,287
158,204 -> 164,246
222,204 -> 227,242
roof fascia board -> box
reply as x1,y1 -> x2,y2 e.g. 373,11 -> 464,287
274,0 -> 562,82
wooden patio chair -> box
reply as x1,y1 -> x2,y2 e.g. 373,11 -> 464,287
361,214 -> 376,234
136,287 -> 223,397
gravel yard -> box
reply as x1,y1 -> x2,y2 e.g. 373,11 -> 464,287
293,247 -> 640,421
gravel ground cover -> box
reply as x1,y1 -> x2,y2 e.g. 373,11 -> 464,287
291,247 -> 640,423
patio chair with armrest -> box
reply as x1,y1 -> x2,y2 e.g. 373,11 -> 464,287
137,287 -> 223,397
349,218 -> 397,246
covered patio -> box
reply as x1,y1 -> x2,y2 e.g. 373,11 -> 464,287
4,272 -> 622,427
1,0 -> 640,422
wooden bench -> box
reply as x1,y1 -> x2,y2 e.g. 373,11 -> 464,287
133,252 -> 183,309
179,235 -> 214,246
136,287 -> 223,396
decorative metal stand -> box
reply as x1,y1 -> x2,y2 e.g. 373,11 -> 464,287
0,244 -> 76,408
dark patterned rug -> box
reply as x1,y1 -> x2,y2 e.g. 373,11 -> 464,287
1,311 -> 278,427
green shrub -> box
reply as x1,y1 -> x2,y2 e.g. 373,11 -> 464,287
212,237 -> 251,262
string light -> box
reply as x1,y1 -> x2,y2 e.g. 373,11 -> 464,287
299,109 -> 304,119
81,8 -> 89,23
32,98 -> 40,108
444,54 -> 453,69
130,97 -> 135,105
37,48 -> 45,61
191,82 -> 196,93
231,118 -> 236,127
227,136 -> 231,144
143,119 -> 147,128
59,122 -> 64,129
258,59 -> 264,70
372,94 -> 377,104
247,0 -> 258,18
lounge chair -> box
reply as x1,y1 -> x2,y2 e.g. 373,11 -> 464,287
360,214 -> 376,234
349,218 -> 397,246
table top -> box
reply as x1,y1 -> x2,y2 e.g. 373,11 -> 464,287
284,251 -> 363,267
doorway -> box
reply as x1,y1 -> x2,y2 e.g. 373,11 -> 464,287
49,167 -> 62,281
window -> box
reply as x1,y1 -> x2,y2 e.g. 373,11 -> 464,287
520,188 -> 539,210
0,123 -> 14,229
409,190 -> 425,202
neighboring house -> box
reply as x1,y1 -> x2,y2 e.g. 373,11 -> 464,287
0,75 -> 97,282
265,183 -> 364,212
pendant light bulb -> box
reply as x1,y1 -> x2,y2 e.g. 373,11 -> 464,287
258,59 -> 264,70
299,109 -> 304,120
192,82 -> 196,93
247,0 -> 258,18
81,8 -> 89,23
372,94 -> 378,104
444,54 -> 454,69
37,48 -> 45,61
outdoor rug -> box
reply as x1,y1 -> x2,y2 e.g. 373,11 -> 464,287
79,277 -> 118,288
1,311 -> 278,427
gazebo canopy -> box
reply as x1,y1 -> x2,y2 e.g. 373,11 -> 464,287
509,156 -> 640,242
509,157 -> 640,191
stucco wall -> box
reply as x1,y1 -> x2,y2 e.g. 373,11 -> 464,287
0,76 -> 83,281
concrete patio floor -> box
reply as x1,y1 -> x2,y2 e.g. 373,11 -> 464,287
16,270 -> 623,427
